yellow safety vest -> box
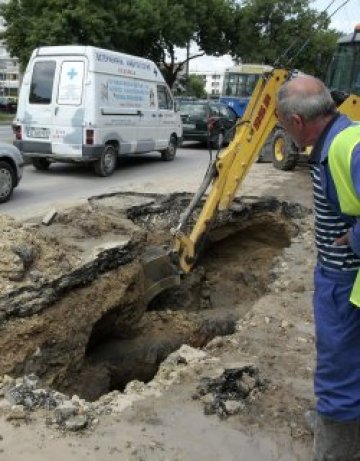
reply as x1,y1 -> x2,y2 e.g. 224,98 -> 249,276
328,125 -> 360,307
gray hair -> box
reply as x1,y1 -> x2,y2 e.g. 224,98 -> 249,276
276,78 -> 336,122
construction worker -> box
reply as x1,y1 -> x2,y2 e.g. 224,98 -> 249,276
276,76 -> 360,460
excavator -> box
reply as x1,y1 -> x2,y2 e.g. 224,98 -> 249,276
272,23 -> 360,170
143,26 -> 360,301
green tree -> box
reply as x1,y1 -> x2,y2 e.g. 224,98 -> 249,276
1,0 -> 236,87
228,0 -> 340,79
0,0 -> 118,70
152,0 -> 235,87
178,74 -> 207,98
1,0 -> 340,85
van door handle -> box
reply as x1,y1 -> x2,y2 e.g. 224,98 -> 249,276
152,113 -> 157,118
158,114 -> 163,118
55,107 -> 59,116
137,110 -> 143,117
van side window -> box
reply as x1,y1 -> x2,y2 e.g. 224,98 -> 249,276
157,85 -> 174,110
57,61 -> 85,105
29,61 -> 56,104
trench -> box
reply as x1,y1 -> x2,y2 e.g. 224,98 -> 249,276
65,210 -> 298,402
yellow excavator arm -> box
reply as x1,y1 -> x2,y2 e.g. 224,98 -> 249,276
173,69 -> 290,273
143,70 -> 360,302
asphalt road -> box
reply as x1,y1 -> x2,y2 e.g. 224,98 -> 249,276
1,141 -> 215,220
0,123 -> 311,220
0,124 -> 14,143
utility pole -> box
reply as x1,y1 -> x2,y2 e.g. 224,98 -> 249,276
185,40 -> 190,78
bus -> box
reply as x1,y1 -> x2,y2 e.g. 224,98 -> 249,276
220,63 -> 273,117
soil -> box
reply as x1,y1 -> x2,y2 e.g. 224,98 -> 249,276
0,163 -> 316,460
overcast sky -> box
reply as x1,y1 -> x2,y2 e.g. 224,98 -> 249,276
178,0 -> 357,73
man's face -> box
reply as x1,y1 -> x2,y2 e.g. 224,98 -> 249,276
276,110 -> 306,149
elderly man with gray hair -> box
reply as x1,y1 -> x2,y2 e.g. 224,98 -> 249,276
276,76 -> 360,460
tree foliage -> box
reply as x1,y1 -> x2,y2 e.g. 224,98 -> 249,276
151,0 -> 235,87
0,0 -> 235,86
1,0 -> 341,84
178,74 -> 207,98
0,0 -> 118,68
228,0 -> 340,79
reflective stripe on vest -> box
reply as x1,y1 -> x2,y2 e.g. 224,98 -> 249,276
328,125 -> 360,307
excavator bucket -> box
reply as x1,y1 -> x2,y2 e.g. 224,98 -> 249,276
142,246 -> 180,304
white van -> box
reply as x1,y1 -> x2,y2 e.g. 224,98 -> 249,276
14,46 -> 182,176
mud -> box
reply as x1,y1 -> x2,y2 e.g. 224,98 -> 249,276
0,183 -> 317,460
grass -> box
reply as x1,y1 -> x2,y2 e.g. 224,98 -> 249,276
0,111 -> 15,123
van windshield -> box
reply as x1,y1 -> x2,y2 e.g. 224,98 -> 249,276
30,61 -> 56,104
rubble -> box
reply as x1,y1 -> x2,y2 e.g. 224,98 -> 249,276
41,209 -> 57,226
193,364 -> 267,418
0,374 -> 94,432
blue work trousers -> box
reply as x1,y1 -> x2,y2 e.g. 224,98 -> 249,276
314,264 -> 360,421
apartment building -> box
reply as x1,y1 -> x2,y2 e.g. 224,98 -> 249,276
0,1 -> 20,100
191,71 -> 224,96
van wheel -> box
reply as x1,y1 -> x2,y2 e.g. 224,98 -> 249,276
161,135 -> 177,161
32,157 -> 50,171
94,145 -> 117,177
0,161 -> 15,203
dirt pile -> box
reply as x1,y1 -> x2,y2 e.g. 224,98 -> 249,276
0,200 -> 149,392
0,215 -> 81,295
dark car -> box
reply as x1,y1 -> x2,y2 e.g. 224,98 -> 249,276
0,97 -> 17,113
179,100 -> 238,149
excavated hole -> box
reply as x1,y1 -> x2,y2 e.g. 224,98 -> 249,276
67,210 -> 298,402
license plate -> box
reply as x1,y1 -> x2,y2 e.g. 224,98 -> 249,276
26,127 -> 50,139
183,123 -> 196,129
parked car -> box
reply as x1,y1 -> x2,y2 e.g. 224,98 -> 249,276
179,100 -> 238,148
0,97 -> 17,113
0,143 -> 23,202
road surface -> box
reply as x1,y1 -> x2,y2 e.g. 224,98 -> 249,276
0,136 -> 310,220
0,124 -> 13,143
1,142 -> 214,219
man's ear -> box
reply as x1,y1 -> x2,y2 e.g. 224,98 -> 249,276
292,113 -> 304,127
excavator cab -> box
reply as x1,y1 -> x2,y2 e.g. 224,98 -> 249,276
326,24 -> 360,99
325,24 -> 360,120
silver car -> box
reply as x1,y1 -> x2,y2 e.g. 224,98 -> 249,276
0,143 -> 23,202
